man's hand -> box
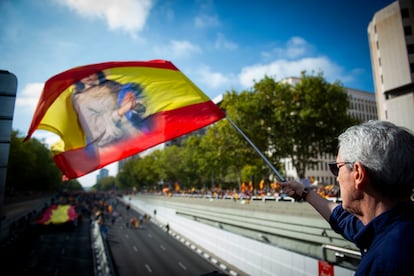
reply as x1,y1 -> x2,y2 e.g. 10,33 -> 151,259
280,181 -> 306,200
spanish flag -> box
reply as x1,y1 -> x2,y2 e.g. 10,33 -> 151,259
37,204 -> 78,225
25,60 -> 225,179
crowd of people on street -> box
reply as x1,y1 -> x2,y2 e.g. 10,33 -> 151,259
140,179 -> 340,203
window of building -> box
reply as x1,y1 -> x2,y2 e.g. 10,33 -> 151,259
410,63 -> 414,73
401,8 -> 409,18
404,26 -> 413,36
407,44 -> 414,54
378,57 -> 381,66
376,40 -> 380,50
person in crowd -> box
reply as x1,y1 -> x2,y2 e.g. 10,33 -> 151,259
281,120 -> 414,275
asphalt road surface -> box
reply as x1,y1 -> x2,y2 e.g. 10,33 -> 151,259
107,201 -> 226,276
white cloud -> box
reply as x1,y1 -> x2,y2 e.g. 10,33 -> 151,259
239,57 -> 348,89
262,36 -> 314,60
57,0 -> 153,37
196,65 -> 235,90
215,33 -> 238,50
153,40 -> 201,60
194,14 -> 220,28
238,36 -> 354,89
16,82 -> 44,109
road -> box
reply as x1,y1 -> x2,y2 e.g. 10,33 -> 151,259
106,200 -> 226,276
0,194 -> 230,275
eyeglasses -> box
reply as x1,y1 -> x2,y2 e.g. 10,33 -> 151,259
328,162 -> 353,177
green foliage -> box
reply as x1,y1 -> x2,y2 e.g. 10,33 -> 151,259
63,179 -> 83,191
94,176 -> 116,191
262,72 -> 359,178
6,130 -> 62,194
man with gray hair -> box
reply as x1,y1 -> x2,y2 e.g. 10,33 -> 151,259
281,120 -> 414,275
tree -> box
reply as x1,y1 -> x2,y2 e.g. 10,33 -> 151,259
94,176 -> 116,191
63,179 -> 83,191
219,89 -> 284,184
255,72 -> 359,179
180,135 -> 203,189
6,130 -> 62,194
116,158 -> 139,190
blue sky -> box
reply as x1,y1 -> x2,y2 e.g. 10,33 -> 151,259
1,0 -> 395,187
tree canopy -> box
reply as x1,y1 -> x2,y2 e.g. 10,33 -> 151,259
6,130 -> 82,195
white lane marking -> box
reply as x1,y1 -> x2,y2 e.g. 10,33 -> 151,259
160,245 -> 166,251
178,262 -> 187,270
145,264 -> 152,272
133,246 -> 138,252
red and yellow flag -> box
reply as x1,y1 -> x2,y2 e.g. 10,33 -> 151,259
25,60 -> 225,179
248,180 -> 254,191
36,204 -> 78,225
259,179 -> 265,190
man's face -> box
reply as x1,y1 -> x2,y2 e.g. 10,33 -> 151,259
336,153 -> 356,213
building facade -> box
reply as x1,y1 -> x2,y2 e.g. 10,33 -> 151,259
96,168 -> 109,182
368,0 -> 414,131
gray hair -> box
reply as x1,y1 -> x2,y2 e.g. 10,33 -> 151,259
338,120 -> 414,198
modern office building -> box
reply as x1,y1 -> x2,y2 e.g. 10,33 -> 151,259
96,168 -> 109,182
368,0 -> 414,131
0,71 -> 17,221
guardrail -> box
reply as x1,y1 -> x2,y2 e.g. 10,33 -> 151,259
174,206 -> 362,270
91,221 -> 114,276
322,244 -> 361,268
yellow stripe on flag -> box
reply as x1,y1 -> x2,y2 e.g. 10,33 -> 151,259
107,67 -> 210,114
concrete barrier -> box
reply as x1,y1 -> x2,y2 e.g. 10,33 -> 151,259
126,195 -> 357,276
91,221 -> 113,276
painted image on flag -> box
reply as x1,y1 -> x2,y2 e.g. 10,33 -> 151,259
25,60 -> 225,179
72,71 -> 151,150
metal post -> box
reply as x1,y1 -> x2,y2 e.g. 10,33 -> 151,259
226,116 -> 286,182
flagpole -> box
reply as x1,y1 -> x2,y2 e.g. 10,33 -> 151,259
226,116 -> 286,182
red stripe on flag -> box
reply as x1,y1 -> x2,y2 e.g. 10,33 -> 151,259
53,101 -> 224,178
25,60 -> 179,141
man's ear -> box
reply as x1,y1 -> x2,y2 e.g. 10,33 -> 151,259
353,162 -> 368,190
